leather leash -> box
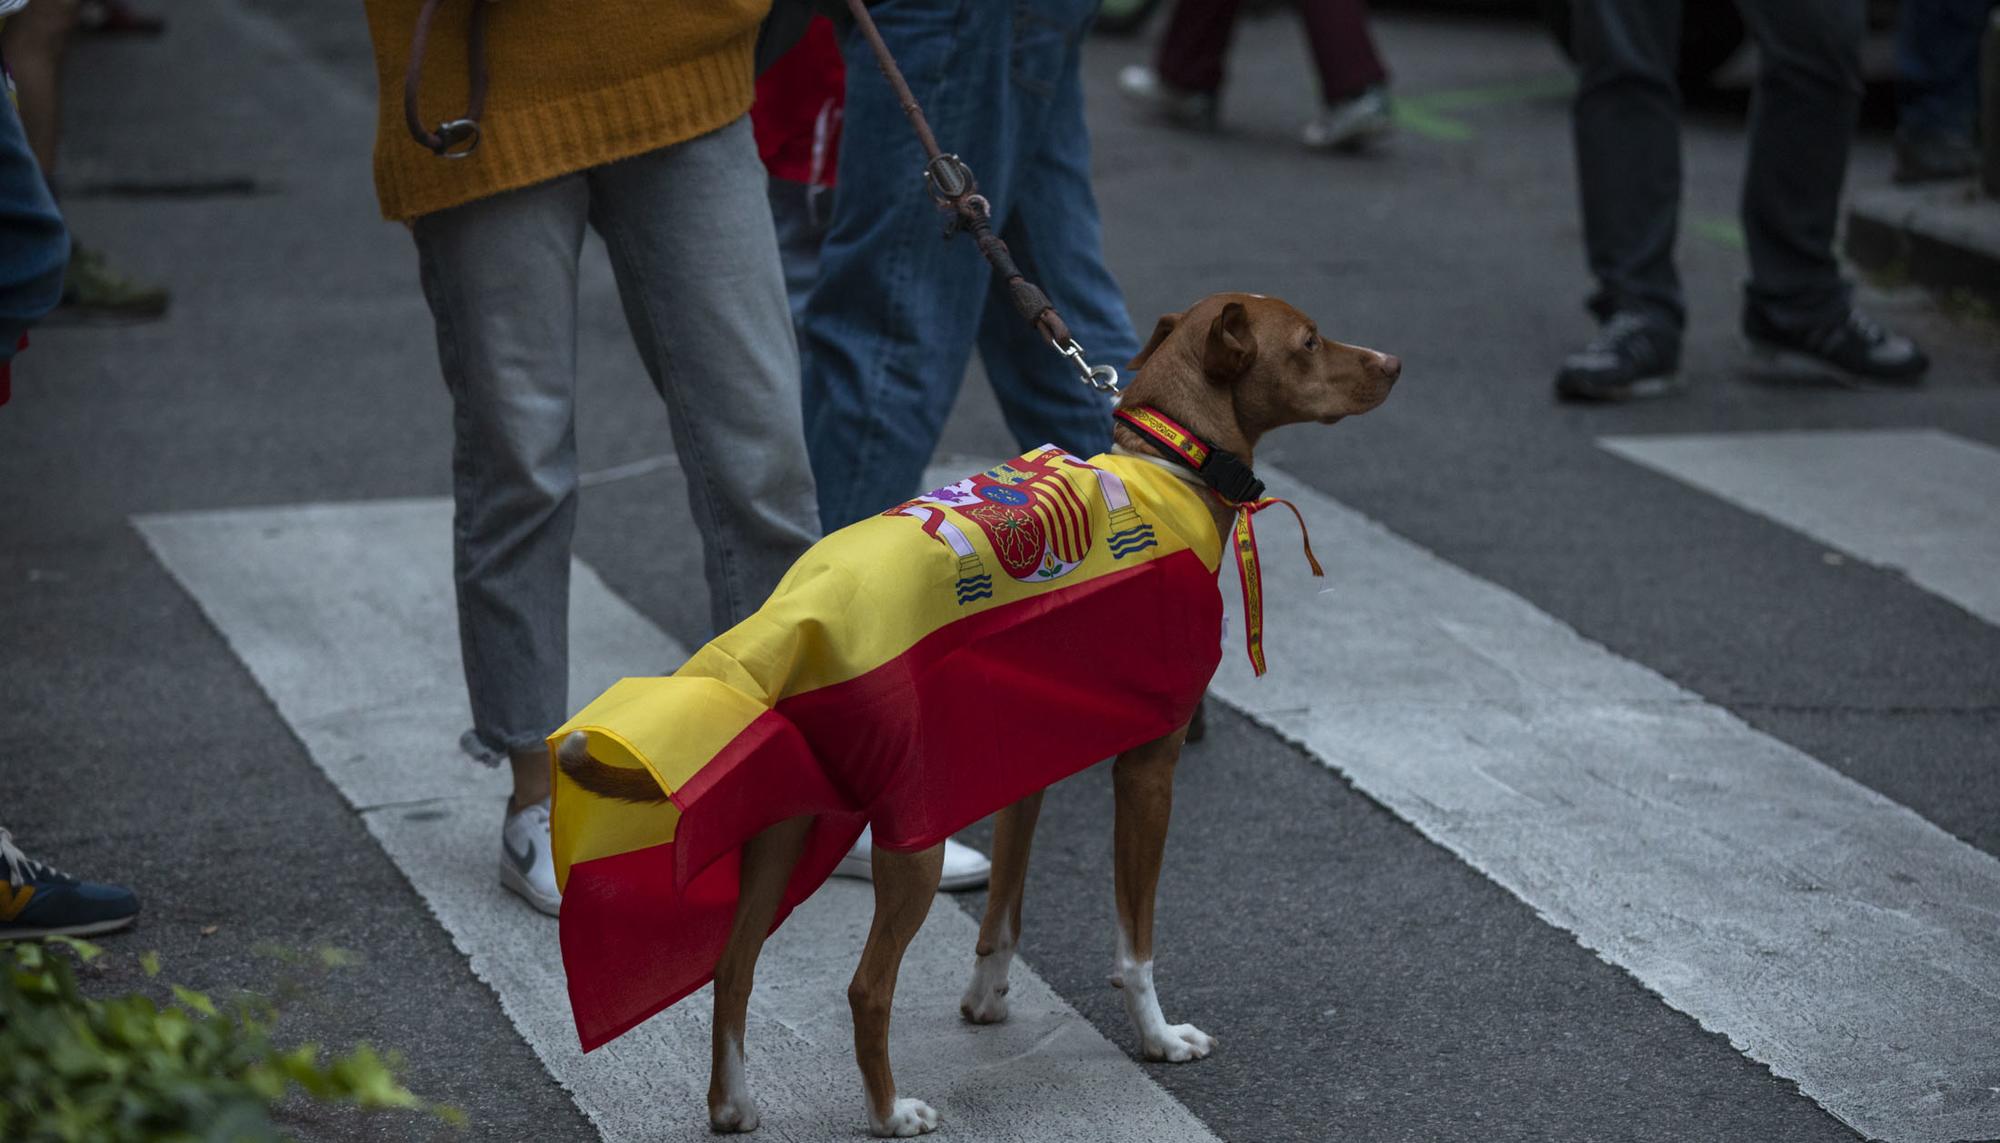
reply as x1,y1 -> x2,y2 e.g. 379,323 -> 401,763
404,0 -> 489,158
841,0 -> 1122,394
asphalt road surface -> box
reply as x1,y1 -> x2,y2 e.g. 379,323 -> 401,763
5,2 -> 1997,1141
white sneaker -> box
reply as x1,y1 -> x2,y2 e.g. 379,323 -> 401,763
501,799 -> 561,916
1301,86 -> 1394,151
834,826 -> 991,892
1117,64 -> 1219,130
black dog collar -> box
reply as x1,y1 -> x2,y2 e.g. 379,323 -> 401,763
1112,406 -> 1265,504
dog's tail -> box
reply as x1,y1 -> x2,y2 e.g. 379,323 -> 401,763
556,730 -> 670,804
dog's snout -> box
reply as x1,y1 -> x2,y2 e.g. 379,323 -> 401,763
1375,353 -> 1402,382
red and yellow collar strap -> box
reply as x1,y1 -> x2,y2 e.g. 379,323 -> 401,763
1113,405 -> 1323,676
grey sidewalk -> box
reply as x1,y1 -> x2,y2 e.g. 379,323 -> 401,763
1847,179 -> 2000,312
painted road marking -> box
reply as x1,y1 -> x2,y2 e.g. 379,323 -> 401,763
137,499 -> 1221,1143
1392,73 -> 1575,142
1602,429 -> 2000,628
1689,214 -> 1747,251
1206,463 -> 2000,1143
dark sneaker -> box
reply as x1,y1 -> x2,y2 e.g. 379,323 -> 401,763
0,828 -> 140,940
49,245 -> 170,325
1554,312 -> 1683,403
1117,66 -> 1219,131
1745,308 -> 1929,388
1893,131 -> 1978,186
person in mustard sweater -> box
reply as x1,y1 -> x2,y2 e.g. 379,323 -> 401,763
362,0 -> 822,916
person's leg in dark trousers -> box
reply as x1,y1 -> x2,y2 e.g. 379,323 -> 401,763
1155,0 -> 1244,94
1570,0 -> 1686,334
1891,0 -> 1989,181
1298,0 -> 1390,103
1734,0 -> 1864,337
1896,0 -> 1989,146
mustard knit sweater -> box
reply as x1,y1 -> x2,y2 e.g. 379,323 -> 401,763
363,1 -> 769,221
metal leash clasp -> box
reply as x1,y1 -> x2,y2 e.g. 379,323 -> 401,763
431,118 -> 481,158
1055,338 -> 1122,394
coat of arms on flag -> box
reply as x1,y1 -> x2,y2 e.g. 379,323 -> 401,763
886,446 -> 1159,603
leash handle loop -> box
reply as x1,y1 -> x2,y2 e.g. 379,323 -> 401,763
405,0 -> 490,158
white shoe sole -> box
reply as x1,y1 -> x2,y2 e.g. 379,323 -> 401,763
1302,112 -> 1394,151
833,853 -> 991,892
1745,340 -> 1925,390
501,862 -> 561,916
1,913 -> 138,940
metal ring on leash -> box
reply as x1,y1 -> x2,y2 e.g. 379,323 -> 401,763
431,118 -> 481,158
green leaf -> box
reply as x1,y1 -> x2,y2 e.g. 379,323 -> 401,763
0,937 -> 452,1137
139,951 -> 161,978
41,935 -> 103,962
171,986 -> 218,1018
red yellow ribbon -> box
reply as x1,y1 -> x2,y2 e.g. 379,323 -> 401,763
1230,497 -> 1322,676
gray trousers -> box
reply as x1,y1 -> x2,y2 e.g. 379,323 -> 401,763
1572,0 -> 1864,335
413,117 -> 820,757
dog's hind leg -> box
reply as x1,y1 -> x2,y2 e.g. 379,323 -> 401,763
850,842 -> 945,1137
708,815 -> 812,1133
960,790 -> 1045,1024
1111,728 -> 1215,1063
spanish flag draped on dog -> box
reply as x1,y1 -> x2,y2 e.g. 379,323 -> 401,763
548,445 -> 1225,1051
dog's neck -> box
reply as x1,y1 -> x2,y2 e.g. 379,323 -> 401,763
1108,410 -> 1257,540
1110,347 -> 1283,537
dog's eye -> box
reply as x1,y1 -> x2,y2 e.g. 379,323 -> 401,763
1303,333 -> 1319,351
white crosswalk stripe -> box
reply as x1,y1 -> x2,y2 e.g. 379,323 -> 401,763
1206,460 -> 2000,1143
136,498 -> 1222,1143
1600,429 -> 2000,628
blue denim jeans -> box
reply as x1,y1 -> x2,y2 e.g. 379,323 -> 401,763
1895,0 -> 1991,140
413,118 -> 820,758
0,94 -> 66,363
800,0 -> 1138,530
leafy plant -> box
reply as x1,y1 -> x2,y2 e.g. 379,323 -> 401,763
0,936 -> 463,1142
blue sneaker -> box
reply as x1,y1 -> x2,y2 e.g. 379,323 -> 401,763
0,828 -> 140,940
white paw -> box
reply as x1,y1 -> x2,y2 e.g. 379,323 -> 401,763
871,1097 -> 940,1137
960,984 -> 1010,1024
1140,1023 -> 1215,1063
960,966 -> 1011,1024
709,1094 -> 761,1133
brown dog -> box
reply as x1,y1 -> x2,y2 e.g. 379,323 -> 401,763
560,292 -> 1398,1136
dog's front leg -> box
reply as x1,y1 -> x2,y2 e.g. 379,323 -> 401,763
961,790 -> 1045,1024
708,816 -> 812,1133
850,841 -> 945,1137
1111,729 -> 1215,1063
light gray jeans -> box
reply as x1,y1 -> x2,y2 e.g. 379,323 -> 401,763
413,117 -> 820,759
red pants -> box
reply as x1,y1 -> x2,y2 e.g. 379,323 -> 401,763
1156,0 -> 1389,103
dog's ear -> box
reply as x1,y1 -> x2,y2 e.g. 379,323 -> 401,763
1128,312 -> 1183,371
1202,301 -> 1255,382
